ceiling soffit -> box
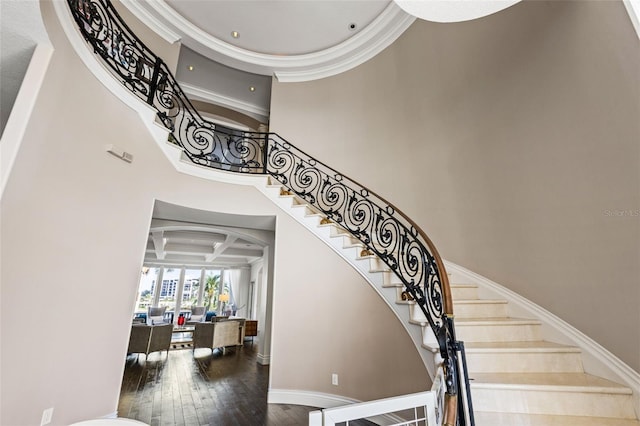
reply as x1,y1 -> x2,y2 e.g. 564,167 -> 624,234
394,0 -> 521,23
144,202 -> 275,269
145,222 -> 269,269
120,0 -> 415,82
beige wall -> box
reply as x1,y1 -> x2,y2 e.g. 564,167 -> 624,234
0,3 -> 427,425
270,0 -> 640,371
271,216 -> 429,400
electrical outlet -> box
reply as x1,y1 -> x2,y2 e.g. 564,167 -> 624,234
331,373 -> 339,386
41,407 -> 54,426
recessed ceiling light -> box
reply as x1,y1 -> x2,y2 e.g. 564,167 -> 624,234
231,31 -> 240,38
249,86 -> 256,92
348,23 -> 357,31
187,65 -> 194,71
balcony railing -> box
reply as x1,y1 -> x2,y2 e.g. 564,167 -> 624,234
66,0 -> 474,424
309,366 -> 447,425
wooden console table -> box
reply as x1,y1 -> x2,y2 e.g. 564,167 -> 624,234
171,326 -> 195,349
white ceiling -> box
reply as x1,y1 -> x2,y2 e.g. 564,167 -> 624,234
3,0 -> 639,137
120,0 -> 415,81
145,201 -> 275,269
145,222 -> 267,268
4,0 -> 637,268
167,0 -> 391,56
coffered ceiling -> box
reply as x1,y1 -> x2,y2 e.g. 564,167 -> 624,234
144,201 -> 275,269
145,224 -> 266,269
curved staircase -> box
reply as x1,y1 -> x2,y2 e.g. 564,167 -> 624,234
264,180 -> 640,425
449,283 -> 638,425
55,1 -> 640,424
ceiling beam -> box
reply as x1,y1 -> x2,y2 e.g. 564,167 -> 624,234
205,235 -> 237,263
162,230 -> 227,244
221,247 -> 264,258
143,257 -> 250,269
151,230 -> 166,260
163,243 -> 215,256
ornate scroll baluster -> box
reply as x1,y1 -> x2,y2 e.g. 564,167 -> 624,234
66,1 -> 473,423
264,135 -> 448,334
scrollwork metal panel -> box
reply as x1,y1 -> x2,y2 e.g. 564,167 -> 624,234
68,0 -> 266,173
265,135 -> 446,332
68,0 -> 449,359
65,2 -> 473,423
70,0 -> 158,102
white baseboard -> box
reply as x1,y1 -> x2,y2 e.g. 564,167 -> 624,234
268,389 -> 358,408
101,411 -> 118,419
257,353 -> 271,365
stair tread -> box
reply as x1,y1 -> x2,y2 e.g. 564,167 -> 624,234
474,412 -> 640,425
456,316 -> 542,325
454,299 -> 508,305
465,340 -> 581,352
271,181 -> 637,421
344,241 -> 365,247
381,283 -> 403,288
470,372 -> 632,393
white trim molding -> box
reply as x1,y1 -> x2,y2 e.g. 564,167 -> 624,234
180,82 -> 269,120
0,44 -> 54,200
624,0 -> 640,39
119,1 -> 415,82
101,411 -> 118,419
257,353 -> 271,365
268,389 -> 358,409
119,0 -> 181,44
394,0 -> 520,23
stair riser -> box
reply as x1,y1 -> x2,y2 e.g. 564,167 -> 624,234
452,302 -> 508,318
455,323 -> 541,342
409,304 -> 427,323
382,271 -> 403,286
467,352 -> 584,373
407,303 -> 507,324
394,287 -> 415,302
274,186 -> 640,424
474,412 -> 640,426
368,257 -> 390,272
451,286 -> 479,300
471,387 -> 636,418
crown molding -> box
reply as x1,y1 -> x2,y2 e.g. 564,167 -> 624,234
394,0 -> 520,23
179,82 -> 269,120
274,9 -> 415,82
623,0 -> 640,39
119,0 -> 181,44
128,1 -> 415,81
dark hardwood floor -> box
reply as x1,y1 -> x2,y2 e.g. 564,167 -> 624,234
118,343 -> 318,426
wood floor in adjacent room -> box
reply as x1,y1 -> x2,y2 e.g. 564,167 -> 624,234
118,344 -> 317,426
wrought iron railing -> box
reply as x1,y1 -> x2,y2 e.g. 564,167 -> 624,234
67,0 -> 473,424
